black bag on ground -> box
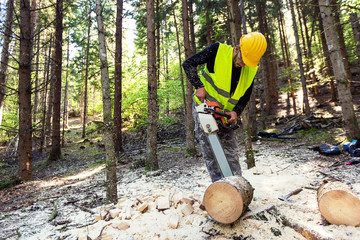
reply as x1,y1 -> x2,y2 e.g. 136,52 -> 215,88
316,144 -> 341,156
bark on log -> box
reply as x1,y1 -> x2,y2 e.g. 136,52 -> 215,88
317,180 -> 360,226
202,175 -> 254,224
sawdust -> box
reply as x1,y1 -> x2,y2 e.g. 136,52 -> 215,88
0,140 -> 360,240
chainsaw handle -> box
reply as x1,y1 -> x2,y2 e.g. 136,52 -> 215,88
212,110 -> 231,118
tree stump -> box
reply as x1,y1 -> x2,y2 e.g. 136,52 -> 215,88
202,175 -> 254,224
317,180 -> 360,226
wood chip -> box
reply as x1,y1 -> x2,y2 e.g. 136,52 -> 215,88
109,209 -> 121,218
180,197 -> 195,205
112,220 -> 130,230
181,203 -> 194,216
168,214 -> 180,229
138,203 -> 148,213
157,196 -> 170,210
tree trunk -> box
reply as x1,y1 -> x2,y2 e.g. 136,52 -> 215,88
227,0 -> 255,168
256,0 -> 275,115
82,7 -> 91,139
18,0 -> 33,181
317,181 -> 360,226
203,175 -> 254,224
227,0 -> 238,46
0,0 -> 15,114
172,1 -> 186,109
146,0 -> 159,171
62,32 -> 70,147
95,0 -> 118,203
331,0 -> 354,94
316,1 -> 337,101
182,0 -> 196,155
33,28 -> 40,125
49,0 -> 64,161
114,0 -> 123,155
204,0 -> 212,45
188,0 -> 196,55
350,12 -> 360,61
319,0 -> 360,139
240,0 -> 246,34
289,0 -> 311,115
300,0 -> 318,95
40,37 -> 52,152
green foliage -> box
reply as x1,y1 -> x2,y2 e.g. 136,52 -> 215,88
278,67 -> 301,94
0,178 -> 21,190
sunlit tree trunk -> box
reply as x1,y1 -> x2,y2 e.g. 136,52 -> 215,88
18,0 -> 33,180
289,0 -> 310,115
319,0 -> 360,139
45,48 -> 54,148
114,0 -> 124,155
172,1 -> 186,109
350,13 -> 360,61
0,0 -> 14,120
40,36 -> 51,152
82,7 -> 91,139
256,0 -> 272,115
49,0 -> 64,161
300,0 -> 318,95
95,0 -> 118,203
182,0 -> 196,155
331,0 -> 354,94
316,2 -> 337,101
146,0 -> 159,171
33,29 -> 40,125
62,34 -> 70,147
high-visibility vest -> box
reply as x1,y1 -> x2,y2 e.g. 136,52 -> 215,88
196,43 -> 258,112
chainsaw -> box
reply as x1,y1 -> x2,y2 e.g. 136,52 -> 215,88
195,100 -> 239,178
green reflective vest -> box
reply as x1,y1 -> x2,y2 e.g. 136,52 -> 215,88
197,43 -> 258,112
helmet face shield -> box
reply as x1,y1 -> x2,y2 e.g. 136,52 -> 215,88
240,32 -> 267,68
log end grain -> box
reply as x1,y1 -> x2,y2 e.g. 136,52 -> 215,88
203,181 -> 244,224
318,181 -> 360,226
318,190 -> 360,226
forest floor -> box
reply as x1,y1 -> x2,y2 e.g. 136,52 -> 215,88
0,85 -> 360,240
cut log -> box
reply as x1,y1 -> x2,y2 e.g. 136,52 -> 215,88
317,180 -> 360,226
202,175 -> 254,224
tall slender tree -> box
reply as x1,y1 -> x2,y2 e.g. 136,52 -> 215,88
18,0 -> 33,180
172,1 -> 186,108
49,0 -> 64,161
350,12 -> 360,61
114,0 -> 124,155
0,0 -> 15,119
146,0 -> 159,171
82,7 -> 91,139
182,0 -> 196,155
319,0 -> 360,139
288,0 -> 310,115
95,0 -> 118,203
331,0 -> 354,94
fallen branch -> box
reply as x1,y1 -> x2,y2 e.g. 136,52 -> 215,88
72,203 -> 95,214
48,202 -> 58,222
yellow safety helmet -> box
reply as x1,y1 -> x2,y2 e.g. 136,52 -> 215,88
240,32 -> 267,68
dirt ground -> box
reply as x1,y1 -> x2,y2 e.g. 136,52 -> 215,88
0,134 -> 359,239
1,85 -> 360,240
